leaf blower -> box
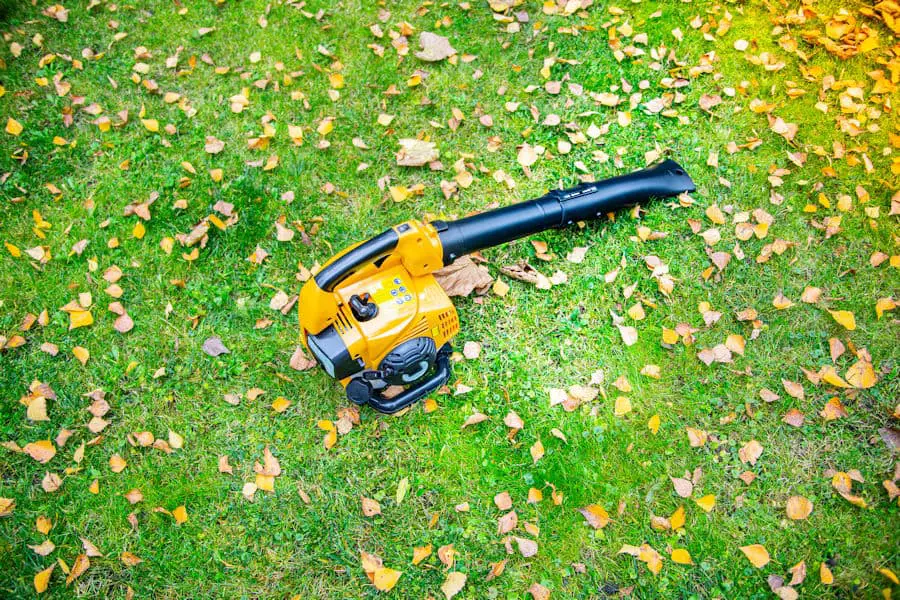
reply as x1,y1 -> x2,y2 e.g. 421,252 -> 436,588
298,160 -> 695,413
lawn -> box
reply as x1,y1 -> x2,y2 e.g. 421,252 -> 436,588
0,0 -> 898,597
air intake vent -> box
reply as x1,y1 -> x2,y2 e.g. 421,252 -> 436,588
333,309 -> 352,334
438,309 -> 458,339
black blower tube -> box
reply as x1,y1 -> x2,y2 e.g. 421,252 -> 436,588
434,159 -> 695,264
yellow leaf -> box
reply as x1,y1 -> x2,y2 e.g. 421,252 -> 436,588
614,395 -> 632,416
263,154 -> 279,171
786,496 -> 813,520
875,297 -> 896,318
878,568 -> 899,585
132,221 -> 145,239
828,310 -> 856,331
389,185 -> 409,202
6,117 -> 23,136
73,346 -> 90,365
108,454 -> 127,473
271,397 -> 291,413
172,505 -> 188,524
670,505 -> 686,530
648,414 -> 660,434
141,118 -> 159,132
256,474 -> 275,492
34,564 -> 54,593
89,479 -> 99,494
6,242 -> 21,257
208,214 -> 226,231
695,494 -> 716,512
530,439 -> 544,463
820,562 -> 834,584
0,497 -> 15,517
317,117 -> 334,136
36,516 -> 52,534
662,328 -> 679,344
209,168 -> 223,182
373,567 -> 402,591
671,548 -> 693,565
324,429 -> 337,449
412,544 -> 432,565
820,366 -> 849,388
845,360 -> 877,389
328,72 -> 344,89
69,310 -> 94,330
740,544 -> 770,568
578,504 -> 610,529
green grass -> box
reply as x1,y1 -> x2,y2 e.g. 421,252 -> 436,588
1,0 -> 898,598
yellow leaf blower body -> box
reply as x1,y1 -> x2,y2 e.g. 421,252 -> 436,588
299,160 -> 694,413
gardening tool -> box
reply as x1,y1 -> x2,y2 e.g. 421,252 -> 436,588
298,160 -> 695,413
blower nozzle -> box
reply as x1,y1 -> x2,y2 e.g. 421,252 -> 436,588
434,159 -> 694,263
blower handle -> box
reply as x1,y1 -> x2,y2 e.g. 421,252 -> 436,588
434,159 -> 694,264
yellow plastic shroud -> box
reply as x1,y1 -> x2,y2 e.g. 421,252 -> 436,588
298,220 -> 459,388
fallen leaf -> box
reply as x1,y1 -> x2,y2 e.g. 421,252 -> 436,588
578,504 -> 610,529
34,564 -> 54,593
24,441 -> 56,464
396,138 -> 439,166
362,497 -> 382,517
373,567 -> 402,592
738,440 -> 763,465
671,477 -> 693,498
434,256 -> 493,296
415,32 -> 456,62
172,505 -> 188,524
441,571 -> 466,599
786,496 -> 813,520
66,554 -> 90,585
202,336 -> 230,356
740,544 -> 770,568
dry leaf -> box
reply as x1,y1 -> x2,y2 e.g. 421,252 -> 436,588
415,32 -> 456,62
434,256 -> 493,296
441,571 -> 467,599
786,496 -> 813,520
740,544 -> 770,568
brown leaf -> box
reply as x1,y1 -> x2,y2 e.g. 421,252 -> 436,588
434,256 -> 493,297
24,441 -> 56,464
528,582 -> 551,600
462,411 -> 488,428
289,346 -> 317,371
492,490 -> 513,510
361,497 -> 381,517
497,510 -> 518,534
786,496 -> 813,520
81,537 -> 104,557
66,554 -> 90,585
738,440 -> 763,465
415,32 -> 457,62
671,477 -> 693,498
512,536 -> 538,557
396,138 -> 439,166
202,336 -> 230,357
501,261 -> 551,290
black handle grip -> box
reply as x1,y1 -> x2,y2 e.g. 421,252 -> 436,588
314,228 -> 399,292
435,160 -> 694,263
